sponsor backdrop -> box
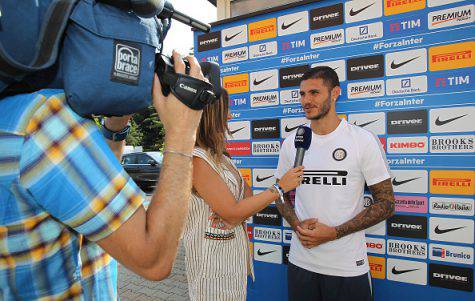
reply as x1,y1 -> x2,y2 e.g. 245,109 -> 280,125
195,0 -> 474,300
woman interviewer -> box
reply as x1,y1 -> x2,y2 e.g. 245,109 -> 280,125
183,88 -> 304,300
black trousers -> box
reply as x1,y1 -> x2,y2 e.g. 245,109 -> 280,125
288,263 -> 373,301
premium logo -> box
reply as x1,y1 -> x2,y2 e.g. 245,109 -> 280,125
385,48 -> 427,76
430,170 -> 474,196
387,239 -> 427,259
395,195 -> 428,213
430,106 -> 475,133
430,197 -> 474,216
387,109 -> 427,134
227,121 -> 250,140
387,258 -> 427,285
387,136 -> 428,154
386,75 -> 427,95
346,22 -> 383,43
430,243 -> 474,265
388,215 -> 427,239
311,29 -> 344,49
345,0 -> 382,23
428,4 -> 474,30
281,117 -> 308,138
197,31 -> 221,52
112,42 -> 141,85
347,80 -> 385,99
311,59 -> 346,82
391,170 -> 428,193
239,168 -> 252,187
429,263 -> 473,292
253,169 -> 276,187
280,65 -> 310,88
253,227 -> 282,243
222,24 -> 248,47
249,41 -> 278,59
366,237 -> 386,255
254,242 -> 282,264
349,112 -> 386,135
368,256 -> 386,279
280,89 -> 301,105
252,119 -> 280,139
226,142 -> 251,156
222,73 -> 249,94
222,46 -> 248,64
310,3 -> 344,30
430,135 -> 474,153
250,69 -> 279,92
278,11 -> 309,36
252,141 -> 281,155
429,41 -> 475,71
428,0 -> 465,7
250,91 -> 279,108
384,0 -> 425,16
253,206 -> 282,226
347,55 -> 384,80
429,217 -> 474,244
249,18 -> 277,42
302,170 -> 348,186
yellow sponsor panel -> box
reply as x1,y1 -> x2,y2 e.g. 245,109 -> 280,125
223,73 -> 249,94
430,170 -> 474,195
384,0 -> 425,16
249,18 -> 277,42
250,242 -> 253,257
429,41 -> 475,71
239,168 -> 252,187
337,114 -> 347,120
368,256 -> 386,279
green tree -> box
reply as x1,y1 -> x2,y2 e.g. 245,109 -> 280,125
133,106 -> 165,151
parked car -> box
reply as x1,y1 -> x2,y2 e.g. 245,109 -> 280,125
121,152 -> 163,191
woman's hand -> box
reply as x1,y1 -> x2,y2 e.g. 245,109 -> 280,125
278,166 -> 305,193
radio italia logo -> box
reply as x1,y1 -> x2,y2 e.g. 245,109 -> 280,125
384,0 -> 425,16
429,42 -> 475,71
430,170 -> 474,195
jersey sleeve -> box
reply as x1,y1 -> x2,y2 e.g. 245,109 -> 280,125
359,131 -> 391,186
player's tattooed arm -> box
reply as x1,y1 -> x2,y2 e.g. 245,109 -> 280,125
275,180 -> 300,231
335,178 -> 395,239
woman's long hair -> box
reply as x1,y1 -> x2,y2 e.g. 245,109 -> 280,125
195,88 -> 230,163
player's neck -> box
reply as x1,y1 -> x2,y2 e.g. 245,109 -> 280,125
310,113 -> 341,136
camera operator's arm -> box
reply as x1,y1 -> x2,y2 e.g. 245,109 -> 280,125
97,51 -> 203,280
103,115 -> 131,161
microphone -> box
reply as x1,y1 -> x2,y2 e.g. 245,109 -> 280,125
158,1 -> 211,33
293,126 -> 312,167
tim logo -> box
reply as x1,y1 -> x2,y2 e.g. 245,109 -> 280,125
282,40 -> 306,51
390,19 -> 421,32
435,76 -> 470,87
112,41 -> 141,85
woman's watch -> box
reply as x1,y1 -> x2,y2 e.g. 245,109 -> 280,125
101,119 -> 131,141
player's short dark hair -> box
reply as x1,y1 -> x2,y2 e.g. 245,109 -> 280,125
300,66 -> 340,90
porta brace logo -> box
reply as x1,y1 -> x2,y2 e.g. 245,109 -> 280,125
112,41 -> 141,85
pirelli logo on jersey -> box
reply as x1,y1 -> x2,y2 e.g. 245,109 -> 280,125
430,170 -> 474,195
249,18 -> 277,42
429,42 -> 475,71
302,170 -> 348,186
222,73 -> 249,94
384,0 -> 425,16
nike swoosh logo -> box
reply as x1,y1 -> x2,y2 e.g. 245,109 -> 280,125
256,175 -> 273,182
392,267 -> 419,275
225,31 -> 242,42
390,56 -> 420,69
349,2 -> 375,16
285,124 -> 305,132
230,126 -> 246,135
392,177 -> 419,186
434,225 -> 466,234
281,18 -> 302,30
257,249 -> 276,256
353,119 -> 378,128
253,76 -> 273,86
435,114 -> 467,126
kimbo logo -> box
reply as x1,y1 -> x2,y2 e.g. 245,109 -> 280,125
112,41 -> 141,85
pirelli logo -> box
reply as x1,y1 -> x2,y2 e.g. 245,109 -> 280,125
249,18 -> 277,42
384,0 -> 425,16
430,170 -> 474,195
368,256 -> 386,279
429,42 -> 475,71
222,73 -> 249,94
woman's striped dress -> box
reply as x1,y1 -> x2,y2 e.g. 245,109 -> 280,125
183,147 -> 254,301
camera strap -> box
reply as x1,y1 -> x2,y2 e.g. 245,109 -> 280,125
161,72 -> 216,110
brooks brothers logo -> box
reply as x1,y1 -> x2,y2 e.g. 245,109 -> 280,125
332,148 -> 347,161
430,135 -> 474,154
388,215 -> 427,239
345,0 -> 382,23
428,4 -> 474,30
197,31 -> 220,52
222,25 -> 247,47
388,258 -> 427,285
302,170 -> 348,186
278,11 -> 308,36
253,207 -> 282,226
252,141 -> 280,155
253,227 -> 282,243
347,55 -> 384,80
280,65 -> 310,88
387,240 -> 427,259
384,0 -> 425,16
112,41 -> 141,85
310,3 -> 343,30
429,41 -> 474,72
429,263 -> 473,292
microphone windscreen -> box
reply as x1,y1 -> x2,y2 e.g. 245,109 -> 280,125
294,126 -> 312,150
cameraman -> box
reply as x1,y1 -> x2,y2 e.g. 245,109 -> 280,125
0,51 -> 204,300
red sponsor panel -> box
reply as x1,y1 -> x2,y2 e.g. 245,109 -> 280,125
379,137 -> 387,151
247,225 -> 253,239
226,142 -> 251,156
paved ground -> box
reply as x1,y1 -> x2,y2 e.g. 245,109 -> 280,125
118,241 -> 189,301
